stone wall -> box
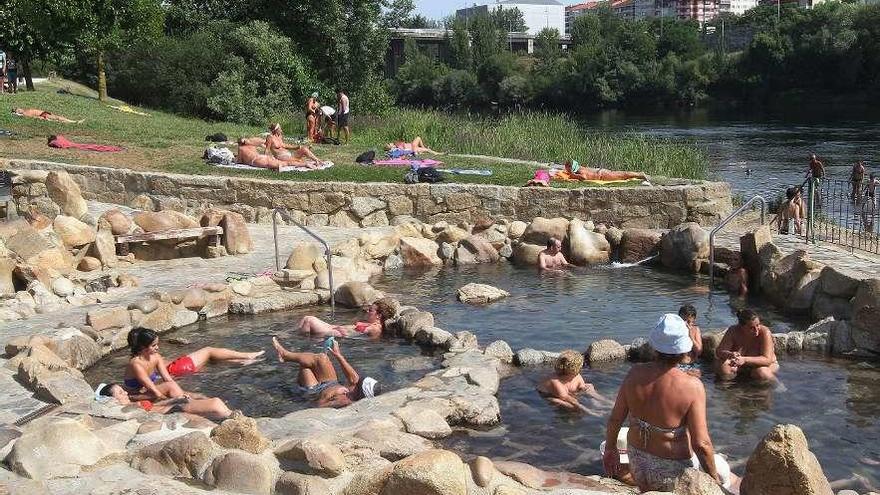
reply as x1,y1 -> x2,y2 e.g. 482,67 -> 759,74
2,159 -> 732,229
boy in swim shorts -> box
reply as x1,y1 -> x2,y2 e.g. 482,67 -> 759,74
537,350 -> 610,414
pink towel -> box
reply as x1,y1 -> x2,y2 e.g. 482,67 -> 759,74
371,158 -> 443,167
48,134 -> 125,152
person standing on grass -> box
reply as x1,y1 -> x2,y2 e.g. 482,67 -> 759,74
336,88 -> 351,144
0,52 -> 6,94
5,56 -> 17,93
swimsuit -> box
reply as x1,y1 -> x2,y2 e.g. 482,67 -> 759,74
166,355 -> 197,377
628,446 -> 692,491
297,380 -> 340,399
124,371 -> 159,390
354,321 -> 372,334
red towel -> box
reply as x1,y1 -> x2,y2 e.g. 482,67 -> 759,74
48,134 -> 125,152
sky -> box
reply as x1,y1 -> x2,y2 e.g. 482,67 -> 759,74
414,0 -> 579,21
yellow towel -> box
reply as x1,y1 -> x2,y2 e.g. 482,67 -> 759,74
109,104 -> 151,117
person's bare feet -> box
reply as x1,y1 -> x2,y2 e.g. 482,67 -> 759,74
247,350 -> 265,360
272,337 -> 286,363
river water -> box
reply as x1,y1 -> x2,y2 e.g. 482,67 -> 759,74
585,105 -> 880,201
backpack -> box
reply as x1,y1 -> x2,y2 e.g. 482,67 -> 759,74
404,165 -> 419,184
355,150 -> 376,164
417,167 -> 443,183
203,146 -> 235,166
320,136 -> 340,145
205,132 -> 228,142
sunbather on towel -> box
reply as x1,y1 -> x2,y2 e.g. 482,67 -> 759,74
385,136 -> 442,155
263,123 -> 323,165
237,142 -> 308,171
13,108 -> 83,124
561,160 -> 647,182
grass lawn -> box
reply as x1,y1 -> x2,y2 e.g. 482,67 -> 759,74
0,79 -> 706,188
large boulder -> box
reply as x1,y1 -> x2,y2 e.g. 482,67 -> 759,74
52,216 -> 95,248
567,219 -> 610,265
620,228 -> 662,263
456,283 -> 509,305
740,424 -> 832,495
0,256 -> 14,297
51,327 -> 103,369
671,468 -> 728,495
521,217 -> 569,246
89,228 -> 117,267
132,432 -> 216,478
204,451 -> 276,495
286,242 -> 323,271
46,171 -> 87,219
221,211 -> 253,255
359,231 -> 400,259
511,242 -> 543,266
850,278 -> 880,354
484,340 -> 514,363
399,237 -> 441,266
98,208 -> 134,235
275,439 -> 346,476
760,251 -> 824,311
455,235 -> 500,264
380,449 -> 467,495
133,211 -> 199,232
393,311 -> 435,339
740,225 -> 778,293
335,281 -> 384,308
33,371 -> 95,404
7,418 -> 110,480
210,412 -> 270,454
586,339 -> 626,365
659,222 -> 709,273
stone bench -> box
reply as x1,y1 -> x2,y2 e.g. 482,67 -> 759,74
115,226 -> 223,255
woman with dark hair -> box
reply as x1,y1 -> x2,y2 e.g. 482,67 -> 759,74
297,297 -> 398,340
604,314 -> 721,492
715,309 -> 778,382
95,383 -> 232,420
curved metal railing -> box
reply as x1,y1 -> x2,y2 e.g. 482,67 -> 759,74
272,208 -> 334,313
709,195 -> 766,288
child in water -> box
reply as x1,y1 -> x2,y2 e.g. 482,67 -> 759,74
537,349 -> 611,414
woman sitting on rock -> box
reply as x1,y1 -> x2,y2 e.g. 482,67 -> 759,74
603,313 -> 721,492
297,298 -> 398,340
95,382 -> 233,420
123,328 -> 262,399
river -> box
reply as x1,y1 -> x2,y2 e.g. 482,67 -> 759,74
585,105 -> 880,201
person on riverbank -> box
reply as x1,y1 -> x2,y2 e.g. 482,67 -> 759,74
305,92 -> 320,142
677,305 -> 702,374
808,154 -> 825,180
537,349 -> 611,414
852,160 -> 866,203
714,309 -> 778,382
538,237 -> 569,271
123,328 -> 260,399
560,160 -> 648,182
385,136 -> 442,155
5,57 -> 16,93
603,313 -> 720,492
272,337 -> 382,408
777,186 -> 804,235
335,88 -> 351,144
296,298 -> 398,339
13,108 -> 82,123
95,382 -> 232,420
264,124 -> 324,163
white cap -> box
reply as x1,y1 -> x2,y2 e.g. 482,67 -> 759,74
360,377 -> 378,398
649,314 -> 693,355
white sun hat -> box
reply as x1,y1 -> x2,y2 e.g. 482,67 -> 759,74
649,313 -> 693,355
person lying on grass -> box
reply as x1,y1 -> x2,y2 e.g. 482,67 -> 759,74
385,136 -> 442,155
537,350 -> 612,414
236,139 -> 322,171
562,160 -> 647,182
272,337 -> 383,408
13,108 -> 83,123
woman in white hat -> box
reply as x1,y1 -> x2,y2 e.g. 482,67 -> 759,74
603,313 -> 722,492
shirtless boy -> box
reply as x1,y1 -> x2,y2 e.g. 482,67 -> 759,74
538,237 -> 569,271
714,309 -> 778,382
538,350 -> 610,413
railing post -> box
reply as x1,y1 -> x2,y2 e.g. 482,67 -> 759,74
708,195 -> 766,290
806,179 -> 815,245
272,208 -> 335,316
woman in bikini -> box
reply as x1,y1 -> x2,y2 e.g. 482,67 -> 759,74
13,108 -> 83,123
95,382 -> 233,420
305,93 -> 320,142
296,297 -> 398,340
384,136 -> 442,155
264,123 -> 322,167
604,313 -> 721,492
564,160 -> 647,182
122,328 -> 262,400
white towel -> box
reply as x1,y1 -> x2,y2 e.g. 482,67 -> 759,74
215,161 -> 333,173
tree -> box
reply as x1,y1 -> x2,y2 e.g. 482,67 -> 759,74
468,13 -> 505,69
26,0 -> 163,100
382,0 -> 416,29
0,0 -> 53,90
490,6 -> 526,32
446,18 -> 472,70
534,28 -> 561,63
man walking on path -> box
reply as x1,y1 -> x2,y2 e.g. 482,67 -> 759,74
336,88 -> 351,144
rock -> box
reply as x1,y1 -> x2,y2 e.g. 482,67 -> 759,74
132,432 -> 216,478
46,171 -> 88,219
515,348 -> 559,366
399,237 -> 441,266
829,320 -> 856,355
221,211 -> 253,254
133,210 -> 198,232
275,439 -> 346,476
605,226 -> 624,248
137,302 -> 177,332
1,256 -> 16,296
851,278 -> 880,354
659,222 -> 710,273
275,472 -> 333,495
811,292 -> 852,321
77,256 -> 102,271
211,412 -> 270,454
231,280 -> 253,296
701,330 -> 726,360
52,216 -> 95,248
567,219 -> 610,265
351,196 -> 387,219
493,461 -> 545,489
204,451 -> 276,495
521,217 -> 569,246
819,266 -> 861,298
671,468 -> 727,495
52,328 -> 102,369
335,281 -> 384,308
89,228 -> 118,267
740,424 -> 833,495
511,242 -> 543,266
176,287 -> 207,310
457,283 -> 509,305
98,209 -> 133,235
498,243 -> 513,259
761,251 -> 824,311
33,372 -> 94,404
394,311 -> 435,339
87,306 -> 131,331
508,220 -> 527,239
740,225 -> 778,293
393,405 -> 452,439
470,456 -> 495,488
484,340 -> 514,363
620,228 -> 662,263
129,194 -> 155,211
7,418 -> 109,480
587,339 -> 626,364
452,330 -> 479,350
359,231 -> 400,259
286,242 -> 324,271
435,225 -> 470,244
786,331 -> 805,353
415,326 -> 453,347
51,277 -> 74,297
381,449 -> 467,495
456,235 -> 500,264
628,337 -> 655,362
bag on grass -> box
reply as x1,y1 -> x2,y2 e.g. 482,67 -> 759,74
417,167 -> 443,183
203,146 -> 235,166
320,136 -> 341,145
356,150 -> 376,164
404,166 -> 419,184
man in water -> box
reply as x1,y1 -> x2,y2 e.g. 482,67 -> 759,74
715,309 -> 778,382
808,154 -> 825,180
538,237 -> 569,272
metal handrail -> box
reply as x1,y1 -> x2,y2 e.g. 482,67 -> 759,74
272,208 -> 334,313
709,195 -> 766,288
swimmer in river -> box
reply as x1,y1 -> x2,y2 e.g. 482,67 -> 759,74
538,237 -> 569,272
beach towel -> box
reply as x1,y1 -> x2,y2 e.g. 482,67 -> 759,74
437,168 -> 492,176
372,158 -> 443,167
108,104 -> 151,116
215,161 -> 334,173
48,134 -> 125,152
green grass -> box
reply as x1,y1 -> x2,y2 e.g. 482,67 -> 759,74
0,79 -> 708,187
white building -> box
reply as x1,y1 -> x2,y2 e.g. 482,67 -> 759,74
725,0 -> 758,15
457,0 -> 565,35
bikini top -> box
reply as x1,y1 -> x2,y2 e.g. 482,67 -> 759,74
124,371 -> 159,390
630,417 -> 687,447
354,321 -> 372,334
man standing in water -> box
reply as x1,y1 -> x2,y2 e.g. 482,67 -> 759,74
851,160 -> 866,203
714,309 -> 778,382
538,237 -> 569,272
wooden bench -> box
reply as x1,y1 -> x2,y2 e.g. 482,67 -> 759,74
115,226 -> 223,255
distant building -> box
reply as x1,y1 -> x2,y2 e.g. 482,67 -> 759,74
565,2 -> 600,34
758,0 -> 826,8
675,0 -> 719,23
456,0 -> 566,35
724,0 -> 758,15
612,0 -> 635,20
